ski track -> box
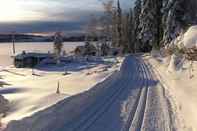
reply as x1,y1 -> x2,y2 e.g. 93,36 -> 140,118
5,55 -> 176,131
58,55 -> 174,131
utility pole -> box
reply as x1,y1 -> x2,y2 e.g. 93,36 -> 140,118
12,32 -> 16,55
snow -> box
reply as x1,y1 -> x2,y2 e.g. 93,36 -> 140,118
4,55 -> 176,131
146,54 -> 197,131
183,25 -> 197,49
0,95 -> 9,115
0,59 -> 120,125
0,42 -> 122,129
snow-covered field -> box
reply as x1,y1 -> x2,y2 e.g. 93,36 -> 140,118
0,42 -> 122,129
0,59 -> 120,124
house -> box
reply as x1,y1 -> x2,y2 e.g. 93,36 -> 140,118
14,52 -> 53,68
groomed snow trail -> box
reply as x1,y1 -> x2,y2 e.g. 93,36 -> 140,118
5,55 -> 175,131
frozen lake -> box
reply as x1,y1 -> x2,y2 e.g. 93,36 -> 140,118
0,42 -> 84,67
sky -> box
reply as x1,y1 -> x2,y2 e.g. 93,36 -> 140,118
0,0 -> 134,35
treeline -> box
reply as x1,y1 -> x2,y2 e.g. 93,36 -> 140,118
87,0 -> 197,54
0,34 -> 88,42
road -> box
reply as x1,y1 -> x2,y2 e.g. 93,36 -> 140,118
5,55 -> 175,131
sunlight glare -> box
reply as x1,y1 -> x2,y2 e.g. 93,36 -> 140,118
0,0 -> 43,22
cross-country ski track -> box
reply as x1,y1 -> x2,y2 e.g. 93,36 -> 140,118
5,55 -> 177,131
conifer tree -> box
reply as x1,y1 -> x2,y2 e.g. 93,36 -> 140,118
139,0 -> 163,52
116,0 -> 122,49
133,0 -> 142,52
162,0 -> 196,46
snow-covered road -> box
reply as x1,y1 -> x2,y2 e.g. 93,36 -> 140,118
5,55 -> 176,131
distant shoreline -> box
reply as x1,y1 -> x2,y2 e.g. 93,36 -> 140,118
0,34 -> 89,43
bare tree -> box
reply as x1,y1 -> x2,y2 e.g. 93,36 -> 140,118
100,0 -> 115,46
54,32 -> 63,64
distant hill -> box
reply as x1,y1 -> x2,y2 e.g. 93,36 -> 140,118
0,34 -> 87,42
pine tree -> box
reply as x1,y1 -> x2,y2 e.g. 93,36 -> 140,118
162,0 -> 196,46
121,13 -> 129,53
122,10 -> 134,53
133,0 -> 142,52
139,0 -> 163,52
116,0 -> 123,50
128,9 -> 134,53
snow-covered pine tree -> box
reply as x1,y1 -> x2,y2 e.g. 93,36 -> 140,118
162,0 -> 197,46
122,9 -> 134,53
122,13 -> 129,53
127,9 -> 135,53
138,0 -> 163,52
111,8 -> 118,48
133,0 -> 142,52
116,0 -> 123,51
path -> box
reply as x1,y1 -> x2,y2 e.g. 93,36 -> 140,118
5,55 -> 175,131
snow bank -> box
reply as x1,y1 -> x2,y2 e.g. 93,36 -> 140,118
0,95 -> 9,116
147,55 -> 197,131
183,25 -> 197,48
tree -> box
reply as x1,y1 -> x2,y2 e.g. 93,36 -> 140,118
116,0 -> 123,50
133,0 -> 142,52
127,9 -> 135,53
122,11 -> 134,53
162,0 -> 197,46
100,0 -> 115,45
138,0 -> 163,52
101,42 -> 110,56
84,42 -> 97,56
54,32 -> 63,64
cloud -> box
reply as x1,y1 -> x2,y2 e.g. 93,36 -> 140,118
0,0 -> 135,34
0,21 -> 86,34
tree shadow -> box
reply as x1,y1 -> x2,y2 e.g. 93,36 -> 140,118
0,87 -> 28,95
35,61 -> 112,73
0,81 -> 11,88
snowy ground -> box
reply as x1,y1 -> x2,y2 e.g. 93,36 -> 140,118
146,54 -> 197,131
0,56 -> 122,129
4,55 -> 177,131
